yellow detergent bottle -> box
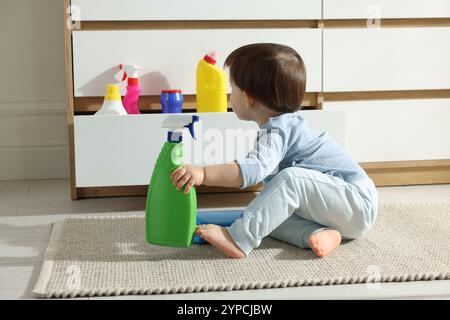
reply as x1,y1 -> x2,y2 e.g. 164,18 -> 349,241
196,50 -> 228,113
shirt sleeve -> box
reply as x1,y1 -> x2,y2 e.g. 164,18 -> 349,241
234,127 -> 285,189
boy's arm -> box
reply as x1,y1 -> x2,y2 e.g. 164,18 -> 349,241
235,128 -> 285,189
203,163 -> 244,188
171,128 -> 284,191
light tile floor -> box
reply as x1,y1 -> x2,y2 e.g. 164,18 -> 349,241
1,179 -> 449,300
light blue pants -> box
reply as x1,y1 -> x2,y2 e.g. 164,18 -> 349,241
226,167 -> 379,256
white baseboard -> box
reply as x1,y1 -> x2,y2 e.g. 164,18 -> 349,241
0,145 -> 69,180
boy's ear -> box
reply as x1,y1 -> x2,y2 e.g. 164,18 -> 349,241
243,91 -> 256,108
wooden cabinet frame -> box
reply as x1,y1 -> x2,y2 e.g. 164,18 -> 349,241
64,0 -> 450,199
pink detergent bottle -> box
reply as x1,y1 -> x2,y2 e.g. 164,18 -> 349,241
118,64 -> 141,114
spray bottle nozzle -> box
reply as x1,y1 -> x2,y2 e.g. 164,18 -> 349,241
114,64 -> 141,83
162,115 -> 200,142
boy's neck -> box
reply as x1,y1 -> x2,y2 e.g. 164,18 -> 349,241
254,106 -> 282,127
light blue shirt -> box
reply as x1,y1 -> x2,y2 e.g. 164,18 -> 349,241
235,112 -> 368,189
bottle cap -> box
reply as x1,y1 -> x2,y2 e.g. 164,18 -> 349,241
104,84 -> 121,101
161,89 -> 182,94
203,50 -> 217,65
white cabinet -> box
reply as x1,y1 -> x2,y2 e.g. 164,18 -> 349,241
74,111 -> 345,187
323,99 -> 450,162
323,0 -> 450,19
323,28 -> 450,92
73,29 -> 323,97
71,0 -> 322,21
66,0 -> 450,194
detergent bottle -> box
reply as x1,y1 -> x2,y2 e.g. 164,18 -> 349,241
196,50 -> 228,113
117,64 -> 141,114
94,84 -> 127,116
145,115 -> 200,247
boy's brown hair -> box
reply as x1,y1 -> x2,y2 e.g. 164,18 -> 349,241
224,43 -> 306,113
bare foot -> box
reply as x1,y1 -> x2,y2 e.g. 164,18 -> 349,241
196,224 -> 246,259
307,229 -> 342,258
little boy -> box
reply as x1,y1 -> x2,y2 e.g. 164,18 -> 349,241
170,43 -> 378,259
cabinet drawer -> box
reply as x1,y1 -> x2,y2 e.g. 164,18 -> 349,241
72,29 -> 322,97
323,28 -> 450,92
74,111 -> 345,187
323,0 -> 450,19
323,99 -> 450,162
71,0 -> 321,21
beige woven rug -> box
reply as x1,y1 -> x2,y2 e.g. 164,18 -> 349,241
33,203 -> 450,298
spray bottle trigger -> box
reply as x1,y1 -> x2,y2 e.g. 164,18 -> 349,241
185,115 -> 199,140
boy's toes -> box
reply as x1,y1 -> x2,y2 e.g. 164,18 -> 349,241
195,225 -> 207,237
317,248 -> 325,257
308,234 -> 318,249
307,235 -> 321,256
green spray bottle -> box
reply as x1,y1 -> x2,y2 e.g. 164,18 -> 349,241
145,115 -> 200,247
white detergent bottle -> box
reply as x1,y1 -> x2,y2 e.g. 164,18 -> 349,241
95,84 -> 127,116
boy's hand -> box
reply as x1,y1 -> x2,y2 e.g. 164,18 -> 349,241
170,165 -> 204,194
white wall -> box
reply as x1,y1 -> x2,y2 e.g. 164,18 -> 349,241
0,0 -> 68,180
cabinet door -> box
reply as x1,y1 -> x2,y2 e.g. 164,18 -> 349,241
323,28 -> 450,92
73,29 -> 322,97
74,111 -> 345,187
71,0 -> 321,21
323,99 -> 450,162
323,0 -> 450,19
